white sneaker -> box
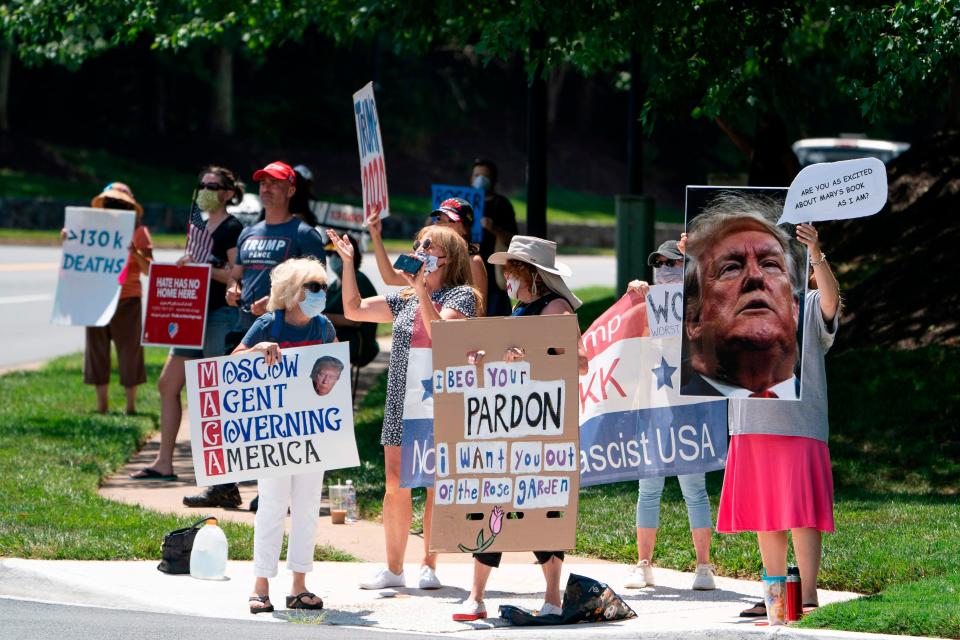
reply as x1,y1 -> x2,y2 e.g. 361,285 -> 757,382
624,559 -> 655,588
692,563 -> 716,590
539,602 -> 563,616
418,565 -> 442,590
452,599 -> 487,621
359,567 -> 405,590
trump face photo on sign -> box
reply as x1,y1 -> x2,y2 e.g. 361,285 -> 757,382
681,188 -> 807,400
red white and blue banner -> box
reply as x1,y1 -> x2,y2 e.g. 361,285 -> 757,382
400,285 -> 727,488
399,303 -> 442,487
578,285 -> 727,486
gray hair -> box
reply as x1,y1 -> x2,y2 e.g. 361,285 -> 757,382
684,191 -> 804,324
311,356 -> 344,377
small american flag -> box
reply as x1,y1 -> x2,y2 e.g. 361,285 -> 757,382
185,200 -> 214,263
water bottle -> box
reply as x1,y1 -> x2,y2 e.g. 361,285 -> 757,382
345,480 -> 358,523
190,517 -> 228,580
786,566 -> 803,621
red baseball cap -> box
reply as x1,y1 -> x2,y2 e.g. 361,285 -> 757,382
253,161 -> 296,184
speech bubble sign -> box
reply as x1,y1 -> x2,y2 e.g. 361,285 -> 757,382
779,157 -> 888,225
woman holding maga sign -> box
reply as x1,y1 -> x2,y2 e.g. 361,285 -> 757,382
452,236 -> 589,622
326,224 -> 479,592
233,257 -> 338,614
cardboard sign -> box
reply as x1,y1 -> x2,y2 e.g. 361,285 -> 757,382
51,207 -> 136,326
779,158 -> 888,224
579,288 -> 727,486
141,263 -> 211,348
352,82 -> 390,221
429,315 -> 580,553
431,184 -> 485,244
681,186 -> 806,400
185,342 -> 359,486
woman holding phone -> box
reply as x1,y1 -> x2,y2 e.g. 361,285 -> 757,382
326,225 -> 479,591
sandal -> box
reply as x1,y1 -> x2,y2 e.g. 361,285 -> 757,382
129,467 -> 178,481
249,594 -> 274,614
739,601 -> 766,617
286,592 -> 323,610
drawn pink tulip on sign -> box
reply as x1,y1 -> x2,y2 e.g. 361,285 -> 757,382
458,506 -> 504,553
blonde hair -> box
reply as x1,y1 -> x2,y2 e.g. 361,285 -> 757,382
267,257 -> 327,312
400,225 -> 482,310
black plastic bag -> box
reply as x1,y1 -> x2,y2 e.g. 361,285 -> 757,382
157,516 -> 214,575
499,573 -> 637,626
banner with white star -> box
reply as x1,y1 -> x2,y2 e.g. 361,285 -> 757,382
399,303 -> 441,487
578,286 -> 728,486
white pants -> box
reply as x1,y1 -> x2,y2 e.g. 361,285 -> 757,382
253,471 -> 325,578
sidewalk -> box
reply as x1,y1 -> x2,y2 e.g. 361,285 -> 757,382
68,342 -> 880,637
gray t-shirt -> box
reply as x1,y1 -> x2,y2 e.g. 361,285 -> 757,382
728,289 -> 840,442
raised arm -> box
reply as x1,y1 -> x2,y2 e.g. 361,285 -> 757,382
327,229 -> 394,323
796,223 -> 840,324
366,211 -> 407,286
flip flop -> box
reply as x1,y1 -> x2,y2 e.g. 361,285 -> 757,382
128,468 -> 178,481
739,601 -> 767,617
286,592 -> 323,610
249,595 -> 274,614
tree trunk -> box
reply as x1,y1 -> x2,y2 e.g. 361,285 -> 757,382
946,73 -> 960,132
0,40 -> 12,132
152,58 -> 166,136
547,62 -> 569,131
211,46 -> 234,136
526,31 -> 548,239
626,49 -> 645,194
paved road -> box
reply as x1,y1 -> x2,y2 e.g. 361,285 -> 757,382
0,245 -> 616,369
0,598 -> 442,640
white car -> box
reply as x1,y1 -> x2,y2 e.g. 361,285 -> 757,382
792,137 -> 910,167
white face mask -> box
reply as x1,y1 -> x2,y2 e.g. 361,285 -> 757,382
653,264 -> 684,285
505,276 -> 520,298
417,252 -> 440,274
299,290 -> 326,318
471,175 -> 492,192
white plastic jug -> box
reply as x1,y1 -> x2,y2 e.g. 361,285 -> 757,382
190,518 -> 228,580
344,480 -> 358,523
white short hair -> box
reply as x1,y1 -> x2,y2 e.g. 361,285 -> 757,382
267,257 -> 327,312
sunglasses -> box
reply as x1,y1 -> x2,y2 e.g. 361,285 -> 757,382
197,182 -> 226,191
654,259 -> 683,268
413,238 -> 432,251
303,282 -> 328,293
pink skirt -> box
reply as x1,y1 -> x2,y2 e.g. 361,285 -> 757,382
717,434 -> 835,533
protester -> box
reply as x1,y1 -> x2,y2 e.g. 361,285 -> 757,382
681,193 -> 805,398
692,202 -> 839,615
130,166 -> 244,480
326,225 -> 479,591
431,197 -> 488,314
233,257 -> 336,614
69,182 -> 152,414
623,239 -> 715,591
323,233 -> 380,371
471,158 -> 517,316
453,235 -> 588,621
183,160 -> 325,509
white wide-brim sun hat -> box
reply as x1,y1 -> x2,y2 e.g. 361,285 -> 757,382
488,235 -> 582,310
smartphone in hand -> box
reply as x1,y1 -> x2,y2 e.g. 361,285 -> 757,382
393,253 -> 424,275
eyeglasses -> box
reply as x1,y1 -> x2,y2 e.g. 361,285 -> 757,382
303,282 -> 328,293
197,182 -> 226,191
654,259 -> 683,268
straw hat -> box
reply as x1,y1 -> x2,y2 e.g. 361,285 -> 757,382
488,235 -> 582,310
90,182 -> 143,216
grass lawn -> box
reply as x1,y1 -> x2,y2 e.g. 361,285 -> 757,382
349,286 -> 960,638
0,347 -> 352,562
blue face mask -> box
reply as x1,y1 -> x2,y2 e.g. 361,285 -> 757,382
299,290 -> 326,318
472,175 -> 492,192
